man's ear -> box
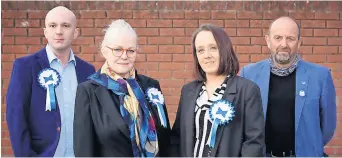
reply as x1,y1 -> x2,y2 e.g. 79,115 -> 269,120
74,28 -> 79,40
265,34 -> 271,49
43,27 -> 48,39
297,37 -> 302,49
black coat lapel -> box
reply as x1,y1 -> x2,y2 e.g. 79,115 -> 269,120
93,83 -> 130,138
135,74 -> 164,128
183,81 -> 203,157
210,76 -> 237,156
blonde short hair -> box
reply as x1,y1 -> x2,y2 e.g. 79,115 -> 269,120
101,19 -> 137,49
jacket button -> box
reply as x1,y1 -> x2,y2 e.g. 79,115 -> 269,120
57,127 -> 61,132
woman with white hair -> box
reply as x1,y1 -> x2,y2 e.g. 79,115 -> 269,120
73,19 -> 171,157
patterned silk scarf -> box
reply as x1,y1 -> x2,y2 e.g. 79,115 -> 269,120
270,54 -> 300,76
88,63 -> 158,157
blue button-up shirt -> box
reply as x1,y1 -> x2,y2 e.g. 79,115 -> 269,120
46,45 -> 77,157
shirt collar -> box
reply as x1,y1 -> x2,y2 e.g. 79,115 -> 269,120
46,44 -> 76,66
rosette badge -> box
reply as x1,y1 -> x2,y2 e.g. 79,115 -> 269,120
38,68 -> 61,111
146,87 -> 167,128
207,99 -> 235,148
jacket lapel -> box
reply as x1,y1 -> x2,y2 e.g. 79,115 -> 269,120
183,81 -> 202,157
74,56 -> 85,84
36,48 -> 62,127
135,74 -> 149,90
36,48 -> 50,69
295,60 -> 308,132
211,76 -> 237,156
259,62 -> 271,118
93,83 -> 130,138
37,47 -> 85,84
135,74 -> 161,126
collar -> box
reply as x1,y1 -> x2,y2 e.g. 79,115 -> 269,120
45,44 -> 76,66
269,53 -> 300,77
100,61 -> 135,80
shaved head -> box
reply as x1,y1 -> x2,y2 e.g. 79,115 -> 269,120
45,6 -> 77,28
44,6 -> 79,54
269,16 -> 301,39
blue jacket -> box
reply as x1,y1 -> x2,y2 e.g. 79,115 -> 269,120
240,59 -> 336,156
6,48 -> 95,157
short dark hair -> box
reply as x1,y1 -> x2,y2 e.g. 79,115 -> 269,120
191,24 -> 239,81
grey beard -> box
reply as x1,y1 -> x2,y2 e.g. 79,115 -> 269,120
269,54 -> 300,77
273,52 -> 295,65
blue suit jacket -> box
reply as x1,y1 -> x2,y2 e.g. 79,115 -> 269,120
6,48 -> 95,157
240,59 -> 336,156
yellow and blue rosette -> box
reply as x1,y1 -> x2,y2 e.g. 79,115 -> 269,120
146,87 -> 167,128
207,99 -> 235,148
38,68 -> 61,111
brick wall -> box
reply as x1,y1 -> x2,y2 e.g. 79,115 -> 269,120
1,1 -> 342,156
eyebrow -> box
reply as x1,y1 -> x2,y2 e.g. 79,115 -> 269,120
196,43 -> 217,47
273,35 -> 296,38
109,45 -> 136,49
47,22 -> 72,25
61,22 -> 71,25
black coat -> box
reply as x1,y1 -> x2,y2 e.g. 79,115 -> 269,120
170,76 -> 265,157
73,73 -> 171,157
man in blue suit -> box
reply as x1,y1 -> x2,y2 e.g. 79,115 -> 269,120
240,16 -> 336,157
6,6 -> 95,157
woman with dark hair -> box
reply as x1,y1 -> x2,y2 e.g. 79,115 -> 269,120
170,24 -> 265,157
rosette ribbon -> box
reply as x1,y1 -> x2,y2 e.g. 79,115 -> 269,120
146,87 -> 167,128
38,68 -> 61,111
207,99 -> 235,148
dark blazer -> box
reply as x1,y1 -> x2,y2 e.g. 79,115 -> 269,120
6,48 -> 95,157
73,73 -> 172,157
170,75 -> 265,157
